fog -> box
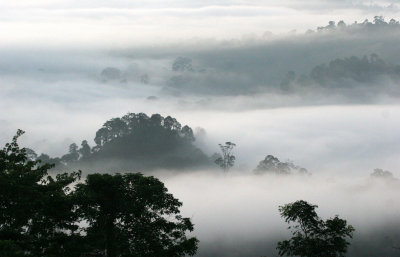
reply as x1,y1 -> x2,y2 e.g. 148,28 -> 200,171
150,170 -> 400,256
1,83 -> 399,175
1,5 -> 400,255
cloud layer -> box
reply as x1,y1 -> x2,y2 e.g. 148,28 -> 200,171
1,0 -> 400,47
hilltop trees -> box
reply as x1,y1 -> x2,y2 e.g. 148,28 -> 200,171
40,113 -> 210,172
89,113 -> 208,170
277,200 -> 354,257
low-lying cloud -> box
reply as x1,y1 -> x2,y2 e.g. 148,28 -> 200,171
158,171 -> 400,257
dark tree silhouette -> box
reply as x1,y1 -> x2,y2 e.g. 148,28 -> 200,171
87,113 -> 208,171
277,200 -> 354,257
0,130 -> 82,257
74,173 -> 198,257
214,142 -> 236,172
40,113 -> 209,172
79,140 -> 91,161
61,143 -> 79,165
1,130 -> 200,257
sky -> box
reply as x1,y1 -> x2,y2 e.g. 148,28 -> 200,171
1,0 -> 400,47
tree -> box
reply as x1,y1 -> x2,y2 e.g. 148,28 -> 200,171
277,200 -> 354,257
61,143 -> 80,164
74,173 -> 198,257
172,57 -> 193,72
87,112 -> 210,171
254,155 -> 308,175
79,140 -> 91,160
370,168 -> 395,179
0,130 -> 82,257
214,142 -> 236,172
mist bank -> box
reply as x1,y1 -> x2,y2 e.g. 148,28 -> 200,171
2,17 -> 400,100
158,171 -> 400,257
2,105 -> 399,177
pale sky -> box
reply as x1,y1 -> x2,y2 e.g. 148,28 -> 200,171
1,0 -> 399,47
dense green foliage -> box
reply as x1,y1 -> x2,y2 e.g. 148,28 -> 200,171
277,200 -> 354,257
0,131 -> 198,257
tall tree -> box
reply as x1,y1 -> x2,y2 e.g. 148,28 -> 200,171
277,200 -> 354,257
74,173 -> 198,257
79,140 -> 91,160
61,143 -> 79,164
214,142 -> 236,172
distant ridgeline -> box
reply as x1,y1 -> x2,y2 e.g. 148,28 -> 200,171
35,113 -> 211,172
280,54 -> 400,91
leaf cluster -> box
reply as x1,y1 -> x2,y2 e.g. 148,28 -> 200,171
277,200 -> 354,257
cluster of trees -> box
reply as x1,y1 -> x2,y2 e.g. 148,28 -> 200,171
211,142 -> 310,175
314,16 -> 400,33
370,168 -> 398,181
0,131 -> 198,257
254,155 -> 308,175
34,113 -> 210,172
277,200 -> 355,257
1,131 -> 358,257
281,54 -> 400,90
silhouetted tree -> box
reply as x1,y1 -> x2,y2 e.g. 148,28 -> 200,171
61,143 -> 79,164
277,200 -> 354,257
214,142 -> 236,172
79,140 -> 91,161
0,130 -> 82,257
1,130 -> 200,256
74,173 -> 198,257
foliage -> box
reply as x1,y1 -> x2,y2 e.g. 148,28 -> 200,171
1,131 -> 199,257
371,168 -> 394,178
316,16 -> 400,32
38,113 -> 210,171
277,200 -> 355,257
0,130 -> 82,257
74,173 -> 198,257
214,142 -> 236,172
254,155 -> 308,175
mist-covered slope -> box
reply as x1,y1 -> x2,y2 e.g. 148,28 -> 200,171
36,113 -> 211,173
